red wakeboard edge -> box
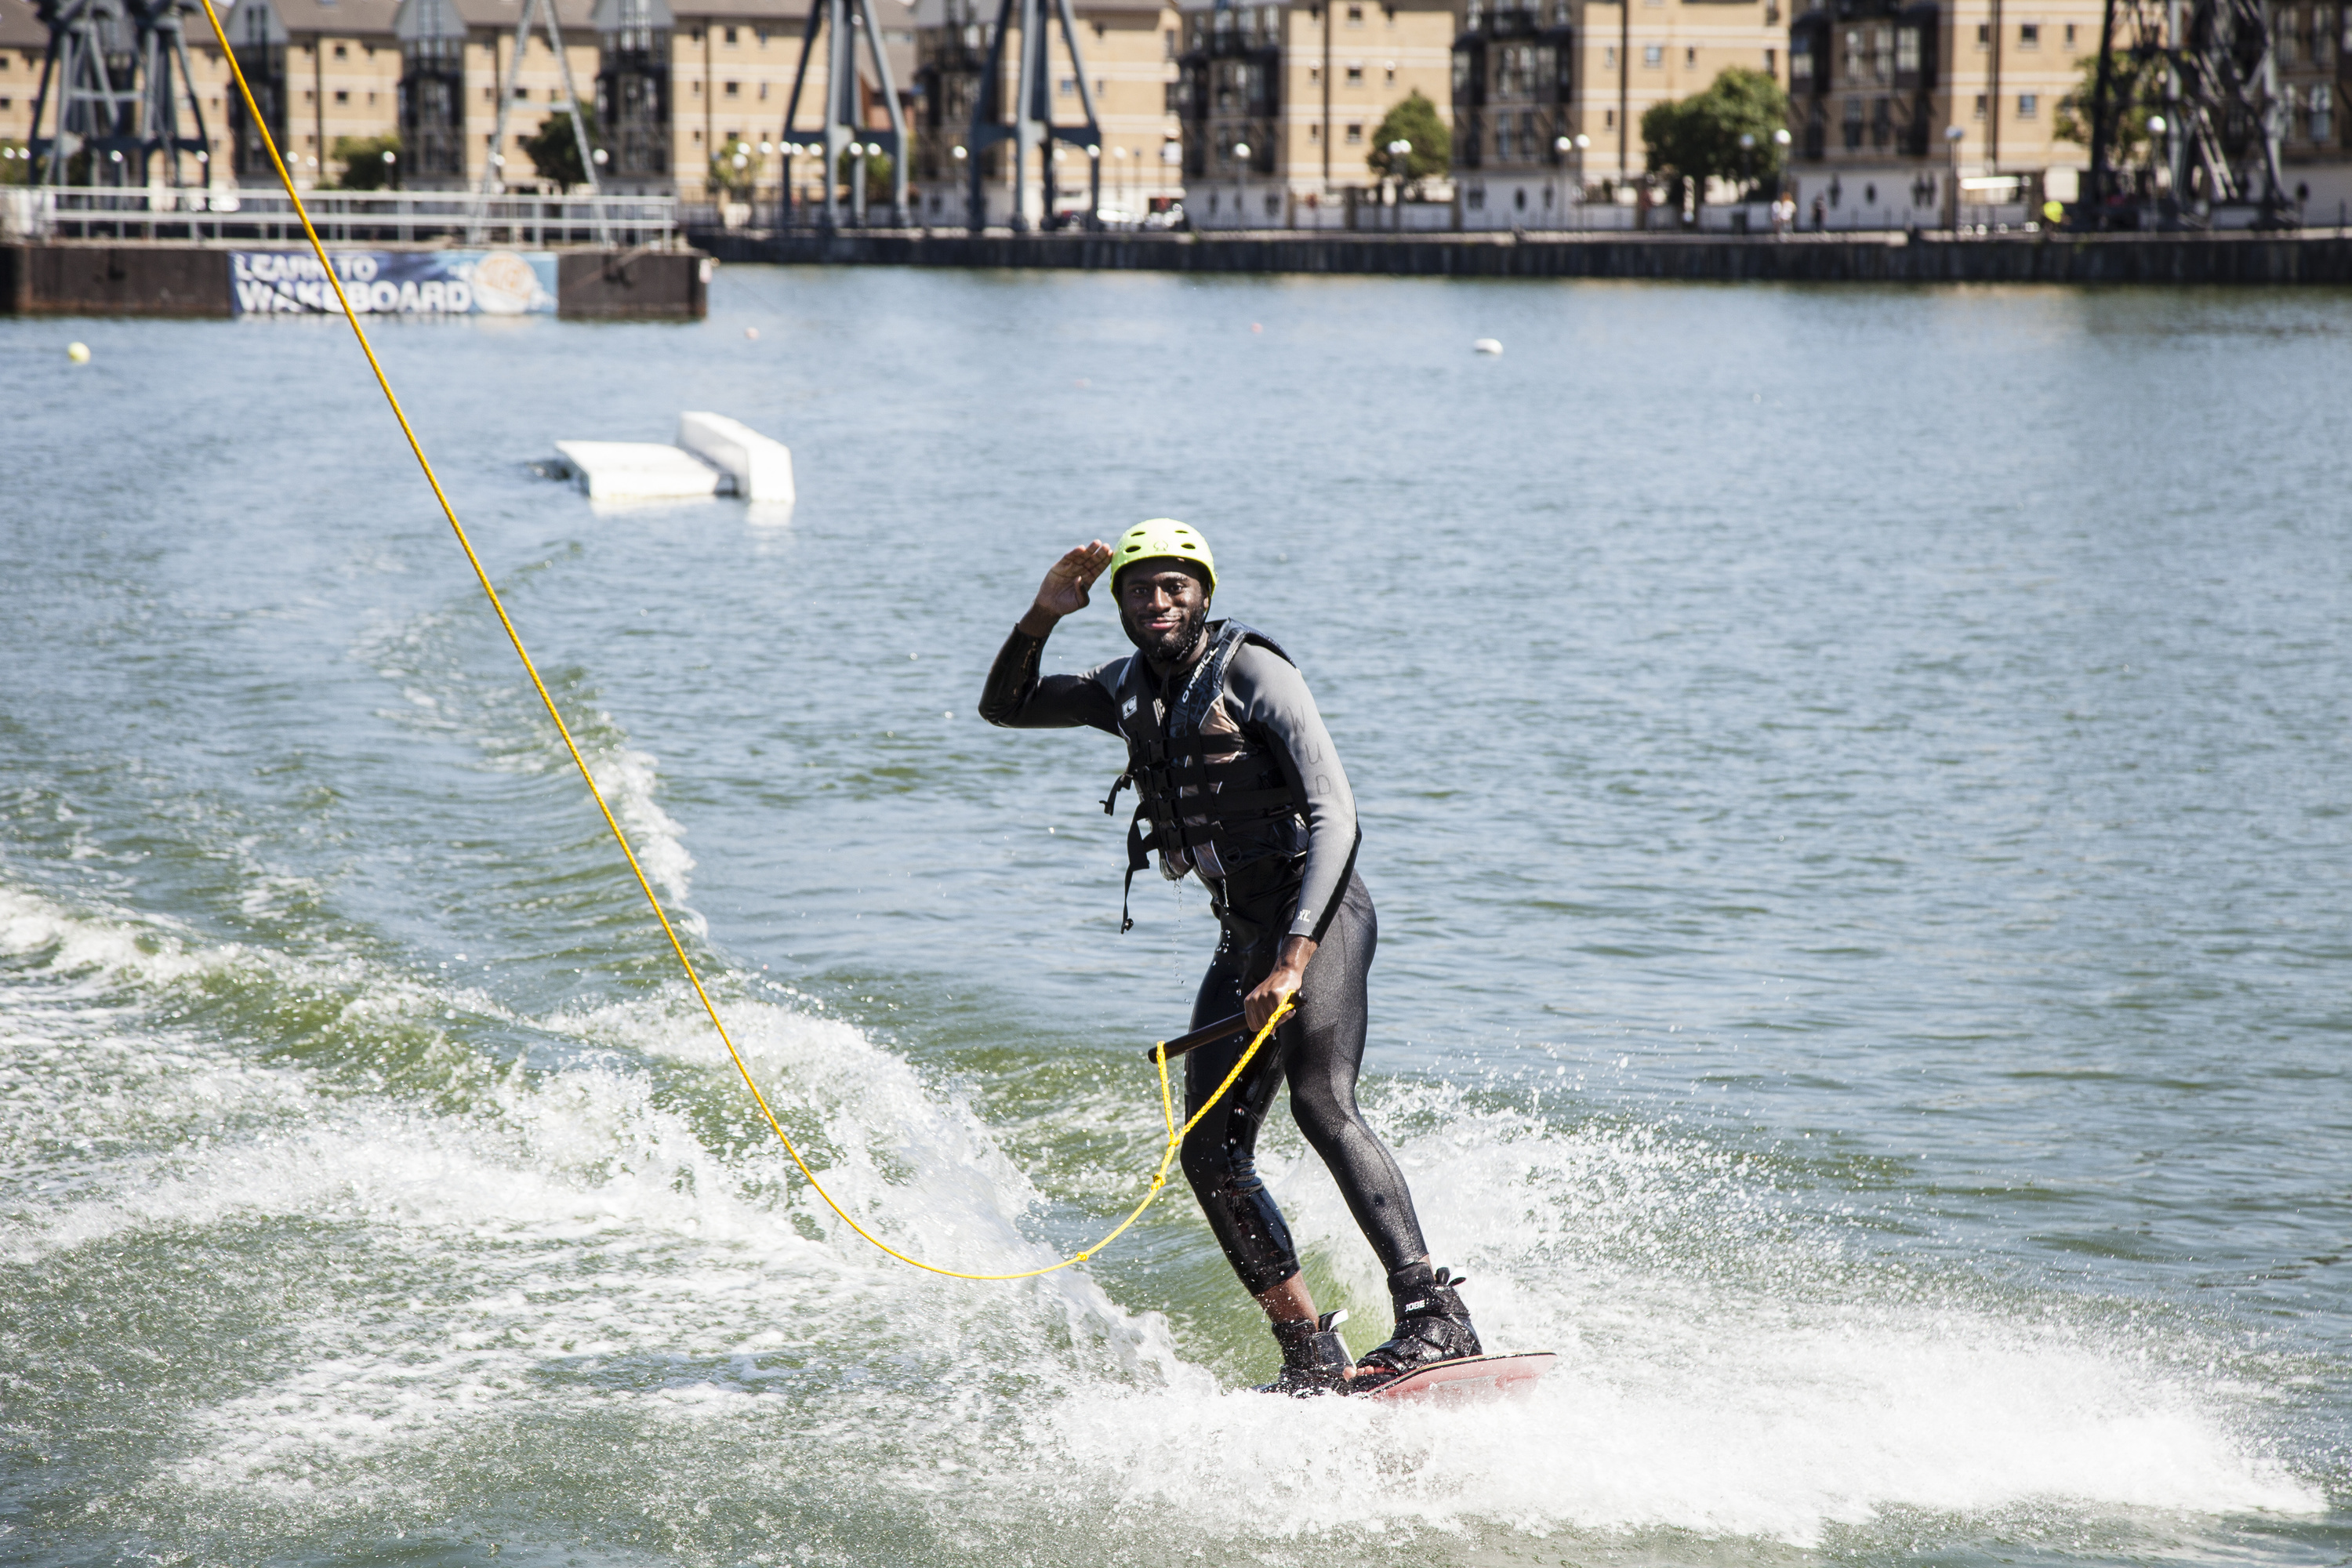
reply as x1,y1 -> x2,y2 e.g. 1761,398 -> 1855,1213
1354,1351 -> 1557,1403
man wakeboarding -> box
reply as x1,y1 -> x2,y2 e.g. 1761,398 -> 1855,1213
978,521 -> 1482,1395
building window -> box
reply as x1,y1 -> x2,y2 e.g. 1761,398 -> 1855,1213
1684,45 -> 1696,64
332,42 -> 347,58
1973,92 -> 1986,118
1058,76 -> 1075,94
333,89 -> 348,103
1308,65 -> 1320,82
2019,91 -> 2037,116
1974,22 -> 1988,44
1345,122 -> 1363,141
1642,44 -> 1661,65
1308,122 -> 1320,139
2063,21 -> 2076,42
1603,45 -> 1615,66
1842,96 -> 1863,147
724,25 -> 737,43
759,82 -> 768,98
2314,82 -> 2335,142
1346,2 -> 1363,23
1385,65 -> 1395,82
1896,27 -> 1918,71
1603,107 -> 1614,127
1346,64 -> 1363,82
724,80 -> 739,96
2018,20 -> 2038,45
1765,46 -> 1777,74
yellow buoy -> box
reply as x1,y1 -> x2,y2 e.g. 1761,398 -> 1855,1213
67,342 -> 92,364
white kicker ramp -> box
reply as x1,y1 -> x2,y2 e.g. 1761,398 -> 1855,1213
552,441 -> 726,501
676,412 -> 796,505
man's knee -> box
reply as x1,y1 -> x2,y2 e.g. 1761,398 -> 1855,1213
1180,1127 -> 1236,1193
1287,1080 -> 1358,1151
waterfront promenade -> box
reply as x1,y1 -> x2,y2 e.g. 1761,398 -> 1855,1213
696,224 -> 2352,285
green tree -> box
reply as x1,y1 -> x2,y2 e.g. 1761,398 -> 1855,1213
330,133 -> 401,190
1366,90 -> 1451,189
1642,66 -> 1789,211
521,101 -> 603,188
709,136 -> 761,198
833,143 -> 894,203
0,140 -> 30,186
2054,53 -> 2161,164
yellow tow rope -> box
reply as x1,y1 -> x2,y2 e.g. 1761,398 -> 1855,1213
193,0 -> 1290,1281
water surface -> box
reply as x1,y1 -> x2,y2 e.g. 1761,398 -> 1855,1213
2,268 -> 2347,1567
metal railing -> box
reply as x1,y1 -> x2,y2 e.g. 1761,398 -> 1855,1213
2,185 -> 680,247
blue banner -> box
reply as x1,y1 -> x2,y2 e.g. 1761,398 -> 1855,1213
230,249 -> 559,316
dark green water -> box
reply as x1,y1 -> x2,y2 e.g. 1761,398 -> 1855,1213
1,270 -> 2346,1567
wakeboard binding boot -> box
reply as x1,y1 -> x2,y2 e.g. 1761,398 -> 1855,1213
1350,1263 -> 1481,1392
1260,1309 -> 1354,1396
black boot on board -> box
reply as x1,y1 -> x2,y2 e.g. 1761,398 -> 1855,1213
1259,1309 -> 1355,1396
1350,1264 -> 1481,1392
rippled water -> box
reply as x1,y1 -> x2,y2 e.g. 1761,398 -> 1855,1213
2,270 -> 2347,1568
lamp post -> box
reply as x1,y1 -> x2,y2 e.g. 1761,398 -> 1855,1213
1772,126 -> 1790,229
1386,138 -> 1410,231
1944,122 -> 1964,230
1739,130 -> 1755,227
1553,134 -> 1570,231
1233,140 -> 1250,230
2144,113 -> 2167,216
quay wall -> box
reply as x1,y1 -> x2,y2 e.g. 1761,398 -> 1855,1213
1,243 -> 710,319
694,227 -> 2352,285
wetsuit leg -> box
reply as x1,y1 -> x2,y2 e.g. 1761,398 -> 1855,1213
1179,940 -> 1302,1294
1279,873 -> 1428,1273
1178,873 -> 1428,1293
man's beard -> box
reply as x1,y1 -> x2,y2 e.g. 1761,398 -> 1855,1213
1120,598 -> 1209,666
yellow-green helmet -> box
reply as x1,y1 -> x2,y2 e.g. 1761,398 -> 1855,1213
1109,519 -> 1216,597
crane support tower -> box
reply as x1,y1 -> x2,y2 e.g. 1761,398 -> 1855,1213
2085,0 -> 2291,227
30,0 -> 211,187
779,0 -> 913,230
474,0 -> 606,238
964,0 -> 1101,232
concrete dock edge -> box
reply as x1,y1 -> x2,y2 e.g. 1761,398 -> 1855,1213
691,227 -> 2352,285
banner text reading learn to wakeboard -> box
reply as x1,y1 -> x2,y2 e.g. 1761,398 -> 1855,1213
230,249 -> 558,316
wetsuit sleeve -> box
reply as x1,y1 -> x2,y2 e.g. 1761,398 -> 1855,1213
1227,644 -> 1360,943
977,626 -> 1122,734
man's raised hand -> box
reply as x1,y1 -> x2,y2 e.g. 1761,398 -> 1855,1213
1023,540 -> 1114,633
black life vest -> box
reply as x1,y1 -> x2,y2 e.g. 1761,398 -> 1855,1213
1102,621 -> 1303,931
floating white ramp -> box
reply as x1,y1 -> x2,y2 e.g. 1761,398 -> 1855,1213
553,441 -> 727,501
677,412 -> 796,505
552,414 -> 794,506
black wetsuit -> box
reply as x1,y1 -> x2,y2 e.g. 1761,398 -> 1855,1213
979,621 -> 1428,1294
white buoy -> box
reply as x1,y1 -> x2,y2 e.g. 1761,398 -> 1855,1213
1472,338 -> 1503,355
67,342 -> 91,364
744,326 -> 760,340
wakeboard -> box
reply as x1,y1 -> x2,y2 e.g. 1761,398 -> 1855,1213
1355,1352 -> 1555,1404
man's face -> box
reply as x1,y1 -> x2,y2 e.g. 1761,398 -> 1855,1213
1116,562 -> 1210,665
